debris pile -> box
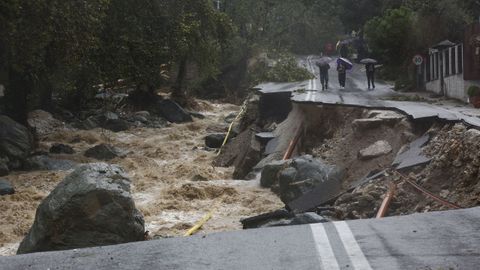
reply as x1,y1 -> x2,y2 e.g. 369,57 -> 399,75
228,99 -> 480,227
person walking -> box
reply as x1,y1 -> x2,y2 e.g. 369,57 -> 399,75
318,63 -> 330,90
366,63 -> 375,90
337,62 -> 347,88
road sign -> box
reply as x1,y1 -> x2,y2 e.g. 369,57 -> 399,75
412,55 -> 423,66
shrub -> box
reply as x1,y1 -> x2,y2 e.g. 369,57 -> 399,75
250,52 -> 314,84
467,85 -> 480,97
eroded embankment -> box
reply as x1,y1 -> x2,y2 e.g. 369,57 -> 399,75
0,100 -> 283,256
283,103 -> 480,220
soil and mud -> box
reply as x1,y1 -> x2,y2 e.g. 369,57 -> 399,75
297,104 -> 480,220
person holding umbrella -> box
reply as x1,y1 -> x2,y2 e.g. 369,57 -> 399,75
337,57 -> 352,88
337,62 -> 346,88
316,55 -> 332,90
361,58 -> 378,90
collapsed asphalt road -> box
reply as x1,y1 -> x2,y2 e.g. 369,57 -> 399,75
0,207 -> 478,270
258,55 -> 480,128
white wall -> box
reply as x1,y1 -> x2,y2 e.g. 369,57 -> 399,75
426,76 -> 480,102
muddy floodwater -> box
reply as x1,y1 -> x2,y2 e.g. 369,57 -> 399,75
0,100 -> 283,256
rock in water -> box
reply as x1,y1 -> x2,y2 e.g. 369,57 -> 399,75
157,99 -> 193,123
102,119 -> 130,132
17,163 -> 145,254
84,144 -> 125,161
205,133 -> 226,148
358,140 -> 392,160
0,115 -> 34,167
0,179 -> 14,195
23,155 -> 76,171
49,143 -> 75,154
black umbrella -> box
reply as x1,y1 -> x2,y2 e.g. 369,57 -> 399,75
360,58 -> 378,64
317,56 -> 332,66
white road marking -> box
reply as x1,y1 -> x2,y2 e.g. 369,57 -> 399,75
306,56 -> 313,101
310,224 -> 341,270
305,55 -> 317,102
334,221 -> 373,270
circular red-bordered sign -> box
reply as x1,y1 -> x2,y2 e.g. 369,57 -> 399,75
412,55 -> 423,66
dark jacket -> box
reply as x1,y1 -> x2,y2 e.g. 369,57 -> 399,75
318,63 -> 330,74
366,64 -> 375,74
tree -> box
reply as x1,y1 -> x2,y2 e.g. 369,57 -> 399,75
96,0 -> 170,97
364,7 -> 415,67
166,0 -> 232,101
0,0 -> 109,123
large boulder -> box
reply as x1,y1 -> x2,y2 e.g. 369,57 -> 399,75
156,99 -> 192,123
0,115 -> 34,168
17,163 -> 145,254
0,179 -> 14,195
84,144 -> 125,161
27,110 -> 64,137
278,155 -> 344,204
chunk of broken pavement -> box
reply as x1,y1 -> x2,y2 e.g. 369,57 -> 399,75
257,212 -> 329,228
358,140 -> 392,160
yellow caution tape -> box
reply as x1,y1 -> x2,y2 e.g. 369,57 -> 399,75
184,210 -> 214,237
216,99 -> 248,156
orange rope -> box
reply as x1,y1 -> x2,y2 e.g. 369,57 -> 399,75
395,171 -> 462,209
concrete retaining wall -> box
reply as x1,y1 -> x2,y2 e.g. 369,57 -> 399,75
426,75 -> 480,103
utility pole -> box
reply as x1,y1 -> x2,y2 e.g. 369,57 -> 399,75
214,0 -> 220,10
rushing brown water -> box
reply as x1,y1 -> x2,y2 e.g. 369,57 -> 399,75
0,100 -> 283,256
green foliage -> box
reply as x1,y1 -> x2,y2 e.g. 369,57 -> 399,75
250,52 -> 314,83
0,0 -> 233,119
0,0 -> 110,121
365,7 -> 415,67
338,0 -> 405,31
225,0 -> 343,54
467,85 -> 480,97
364,1 -> 475,85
